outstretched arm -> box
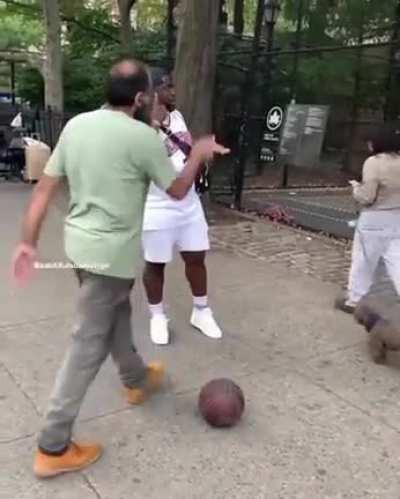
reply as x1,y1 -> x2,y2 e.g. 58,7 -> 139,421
12,175 -> 62,285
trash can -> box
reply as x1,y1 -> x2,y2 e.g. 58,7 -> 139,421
23,138 -> 51,182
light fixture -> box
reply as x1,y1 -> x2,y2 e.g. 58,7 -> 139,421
264,0 -> 281,25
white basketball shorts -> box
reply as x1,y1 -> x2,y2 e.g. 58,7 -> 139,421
142,219 -> 210,263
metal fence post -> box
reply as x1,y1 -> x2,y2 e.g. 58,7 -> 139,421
47,106 -> 54,149
234,0 -> 265,210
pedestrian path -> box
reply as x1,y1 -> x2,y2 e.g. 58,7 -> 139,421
2,183 -> 400,498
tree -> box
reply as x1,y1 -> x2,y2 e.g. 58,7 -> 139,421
117,0 -> 136,51
0,1 -> 44,76
174,0 -> 220,137
166,0 -> 177,62
42,0 -> 63,112
233,0 -> 244,36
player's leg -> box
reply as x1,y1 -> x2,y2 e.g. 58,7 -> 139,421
181,250 -> 207,300
178,220 -> 222,339
142,229 -> 175,345
110,280 -> 166,404
35,270 -> 126,477
143,262 -> 166,309
383,236 -> 400,297
341,227 -> 383,312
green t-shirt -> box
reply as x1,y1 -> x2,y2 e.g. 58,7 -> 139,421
44,109 -> 176,278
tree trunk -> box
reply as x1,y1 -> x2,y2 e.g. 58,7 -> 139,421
166,0 -> 176,64
174,0 -> 219,137
233,0 -> 244,36
117,0 -> 136,51
219,0 -> 228,29
42,0 -> 63,113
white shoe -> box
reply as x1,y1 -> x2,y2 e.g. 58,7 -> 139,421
190,307 -> 223,339
150,314 -> 170,345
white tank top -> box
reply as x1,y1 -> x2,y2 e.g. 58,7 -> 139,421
142,110 -> 205,231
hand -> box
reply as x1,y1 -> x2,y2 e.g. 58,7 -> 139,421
192,136 -> 230,162
11,242 -> 37,286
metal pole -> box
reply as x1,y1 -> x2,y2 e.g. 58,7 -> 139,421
264,16 -> 275,97
281,162 -> 288,187
233,0 -> 244,37
384,0 -> 400,121
344,19 -> 364,171
47,106 -> 54,149
256,18 -> 276,175
289,0 -> 304,102
234,0 -> 265,209
10,61 -> 16,106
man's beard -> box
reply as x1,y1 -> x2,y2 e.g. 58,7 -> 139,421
133,106 -> 152,125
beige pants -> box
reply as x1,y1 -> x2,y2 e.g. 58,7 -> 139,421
348,210 -> 400,303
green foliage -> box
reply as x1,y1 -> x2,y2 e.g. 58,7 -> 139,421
0,4 -> 43,50
0,0 -> 398,115
16,67 -> 43,105
9,1 -> 167,110
225,0 -> 261,34
135,0 -> 167,31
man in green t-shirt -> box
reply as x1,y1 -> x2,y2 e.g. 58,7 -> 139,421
11,58 -> 229,478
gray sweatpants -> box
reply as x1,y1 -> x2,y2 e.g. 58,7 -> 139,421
38,269 -> 147,454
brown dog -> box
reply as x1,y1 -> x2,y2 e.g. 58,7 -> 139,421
354,303 -> 400,364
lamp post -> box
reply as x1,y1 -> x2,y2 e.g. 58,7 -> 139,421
264,0 -> 280,53
289,0 -> 304,103
234,0 -> 267,210
256,0 -> 280,174
166,0 -> 177,69
264,0 -> 281,97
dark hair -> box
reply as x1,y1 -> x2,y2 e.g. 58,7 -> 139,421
105,60 -> 150,107
366,123 -> 400,155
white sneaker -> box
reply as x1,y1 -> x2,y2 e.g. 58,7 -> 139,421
190,307 -> 222,339
150,314 -> 170,345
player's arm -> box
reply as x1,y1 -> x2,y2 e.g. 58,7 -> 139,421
142,131 -> 229,201
21,175 -> 62,246
22,130 -> 67,245
167,138 -> 228,199
352,157 -> 379,206
12,132 -> 66,285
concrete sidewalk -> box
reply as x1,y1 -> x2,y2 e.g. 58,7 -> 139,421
2,183 -> 400,498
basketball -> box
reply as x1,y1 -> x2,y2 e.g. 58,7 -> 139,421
198,378 -> 245,428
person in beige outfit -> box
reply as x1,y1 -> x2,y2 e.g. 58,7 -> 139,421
337,125 -> 400,313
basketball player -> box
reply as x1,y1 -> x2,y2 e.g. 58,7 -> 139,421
11,58 -> 229,478
142,69 -> 223,345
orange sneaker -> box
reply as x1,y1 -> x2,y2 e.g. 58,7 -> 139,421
125,361 -> 166,405
34,441 -> 103,478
